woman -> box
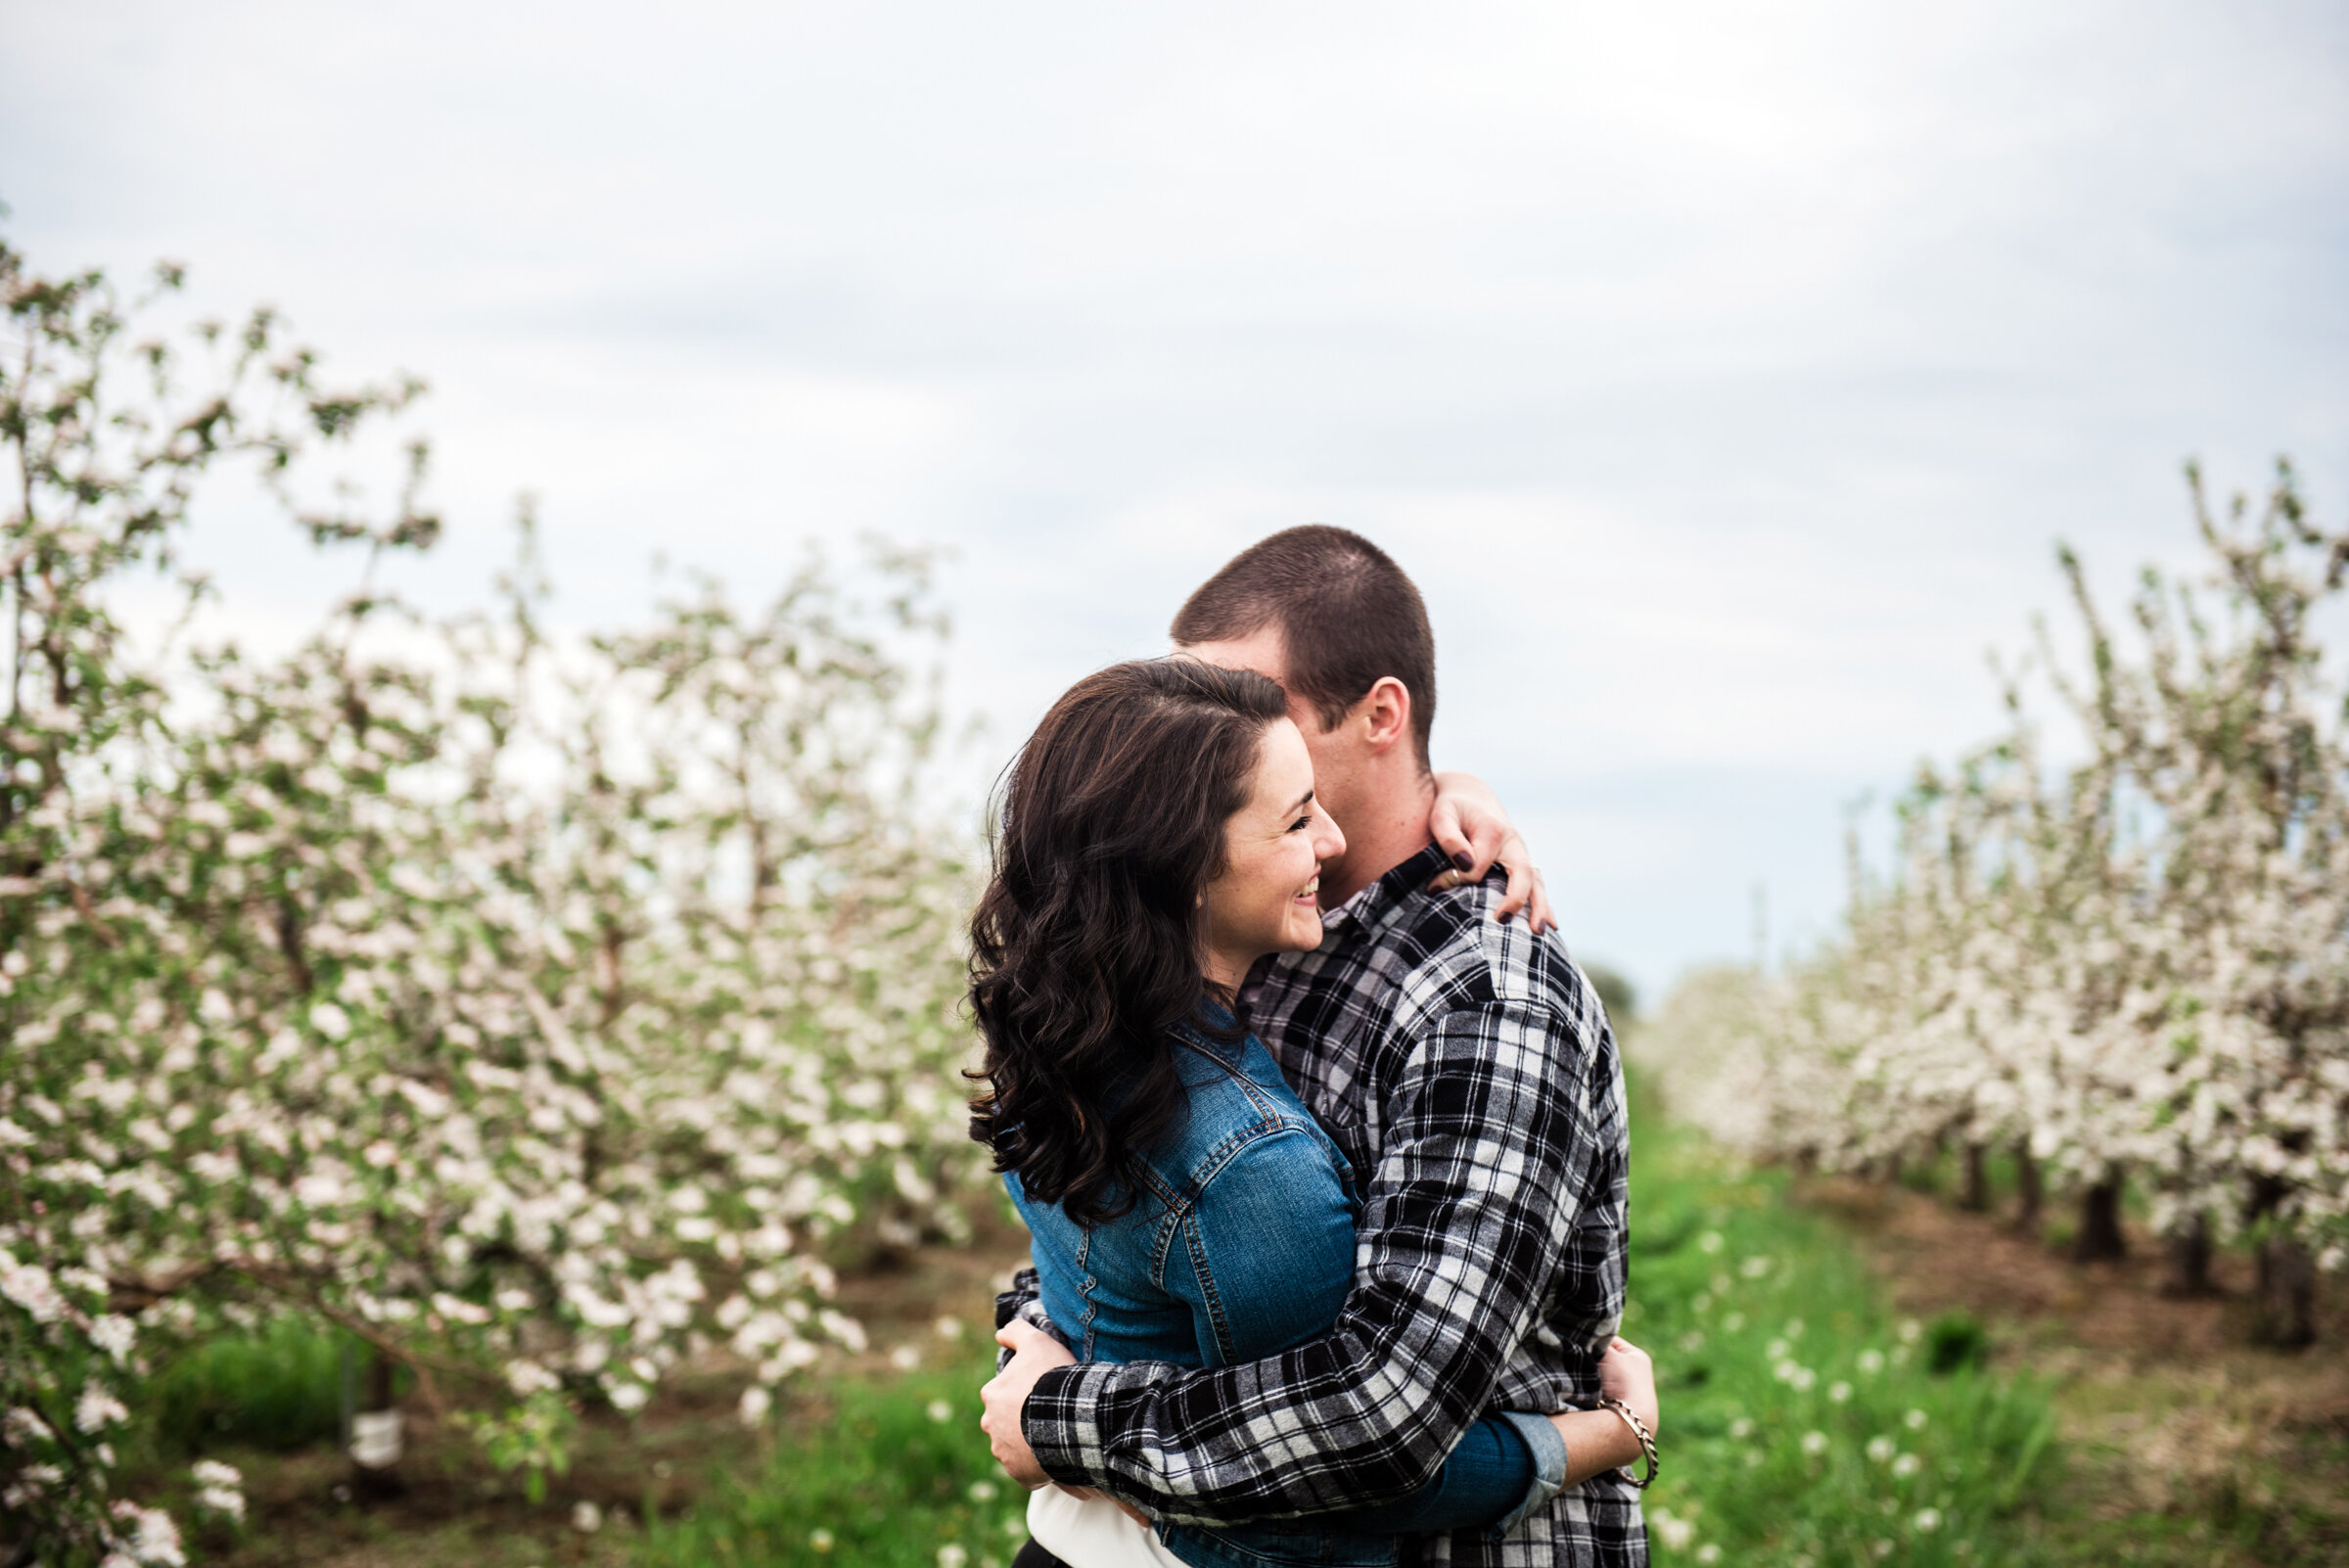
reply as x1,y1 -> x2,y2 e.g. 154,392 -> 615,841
969,659 -> 1658,1568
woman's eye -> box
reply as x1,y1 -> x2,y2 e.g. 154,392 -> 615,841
1290,816 -> 1312,832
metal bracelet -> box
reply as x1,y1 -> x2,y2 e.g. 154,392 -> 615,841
1596,1397 -> 1659,1490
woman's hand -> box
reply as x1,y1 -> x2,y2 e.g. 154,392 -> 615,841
1597,1335 -> 1658,1438
982,1319 -> 1077,1488
1427,771 -> 1555,934
1546,1334 -> 1661,1487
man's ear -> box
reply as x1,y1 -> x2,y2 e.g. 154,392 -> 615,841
1356,677 -> 1412,756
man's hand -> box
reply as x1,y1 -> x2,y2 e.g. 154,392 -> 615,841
982,1319 -> 1076,1489
1428,771 -> 1556,934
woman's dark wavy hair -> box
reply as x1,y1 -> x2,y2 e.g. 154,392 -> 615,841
967,657 -> 1290,1224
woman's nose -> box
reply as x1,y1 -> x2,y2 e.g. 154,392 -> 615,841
1313,803 -> 1346,863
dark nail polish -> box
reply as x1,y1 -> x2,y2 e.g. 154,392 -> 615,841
1451,852 -> 1473,872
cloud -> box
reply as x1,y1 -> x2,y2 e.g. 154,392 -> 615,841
6,0 -> 2343,992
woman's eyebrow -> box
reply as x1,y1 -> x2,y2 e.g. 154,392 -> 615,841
1288,789 -> 1315,814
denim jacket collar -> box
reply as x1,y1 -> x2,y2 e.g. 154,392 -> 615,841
1172,997 -> 1250,1072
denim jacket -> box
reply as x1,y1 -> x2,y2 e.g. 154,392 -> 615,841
1006,1015 -> 1566,1568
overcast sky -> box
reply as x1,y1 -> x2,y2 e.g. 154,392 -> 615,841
6,1 -> 2344,997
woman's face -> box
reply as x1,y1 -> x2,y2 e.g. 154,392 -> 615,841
1199,717 -> 1347,987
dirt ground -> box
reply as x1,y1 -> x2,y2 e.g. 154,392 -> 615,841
1806,1176 -> 2349,1564
199,1211 -> 1036,1568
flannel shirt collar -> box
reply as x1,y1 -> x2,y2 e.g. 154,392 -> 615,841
1322,842 -> 1455,937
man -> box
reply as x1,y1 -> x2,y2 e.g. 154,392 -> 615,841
984,527 -> 1644,1567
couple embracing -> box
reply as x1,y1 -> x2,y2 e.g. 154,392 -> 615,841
967,528 -> 1654,1568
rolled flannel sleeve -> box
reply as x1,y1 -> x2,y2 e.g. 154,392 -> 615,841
1023,986 -> 1608,1526
993,1265 -> 1057,1371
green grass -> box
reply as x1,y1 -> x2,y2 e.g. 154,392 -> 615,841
635,1116 -> 2064,1568
1626,1128 -> 2060,1566
639,1350 -> 1031,1568
147,1315 -> 353,1454
140,1098 -> 2074,1566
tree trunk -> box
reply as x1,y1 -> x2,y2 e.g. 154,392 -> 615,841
1959,1142 -> 1990,1213
2073,1177 -> 2127,1263
2253,1234 -> 2317,1349
2012,1140 -> 2043,1236
2243,1176 -> 2317,1349
2161,1213 -> 2213,1297
349,1350 -> 407,1499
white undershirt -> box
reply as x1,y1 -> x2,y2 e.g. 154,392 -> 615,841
1027,1485 -> 1189,1568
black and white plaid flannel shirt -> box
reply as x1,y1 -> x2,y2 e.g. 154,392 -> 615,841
1006,844 -> 1643,1567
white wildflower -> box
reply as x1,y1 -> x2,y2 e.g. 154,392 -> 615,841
1651,1508 -> 1695,1549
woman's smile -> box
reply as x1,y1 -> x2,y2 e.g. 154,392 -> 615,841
1200,717 -> 1346,988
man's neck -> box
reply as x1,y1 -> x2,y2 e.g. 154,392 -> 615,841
1325,770 -> 1437,907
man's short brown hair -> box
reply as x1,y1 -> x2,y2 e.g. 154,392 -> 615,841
1171,526 -> 1436,768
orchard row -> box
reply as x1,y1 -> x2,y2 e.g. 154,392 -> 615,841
1637,466 -> 2349,1347
0,239 -> 985,1565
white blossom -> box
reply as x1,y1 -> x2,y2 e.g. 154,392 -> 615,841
505,1360 -> 562,1397
75,1386 -> 130,1434
1,1258 -> 68,1323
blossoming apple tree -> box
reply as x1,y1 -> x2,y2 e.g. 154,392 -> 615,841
0,236 -> 984,1564
1635,465 -> 2349,1346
